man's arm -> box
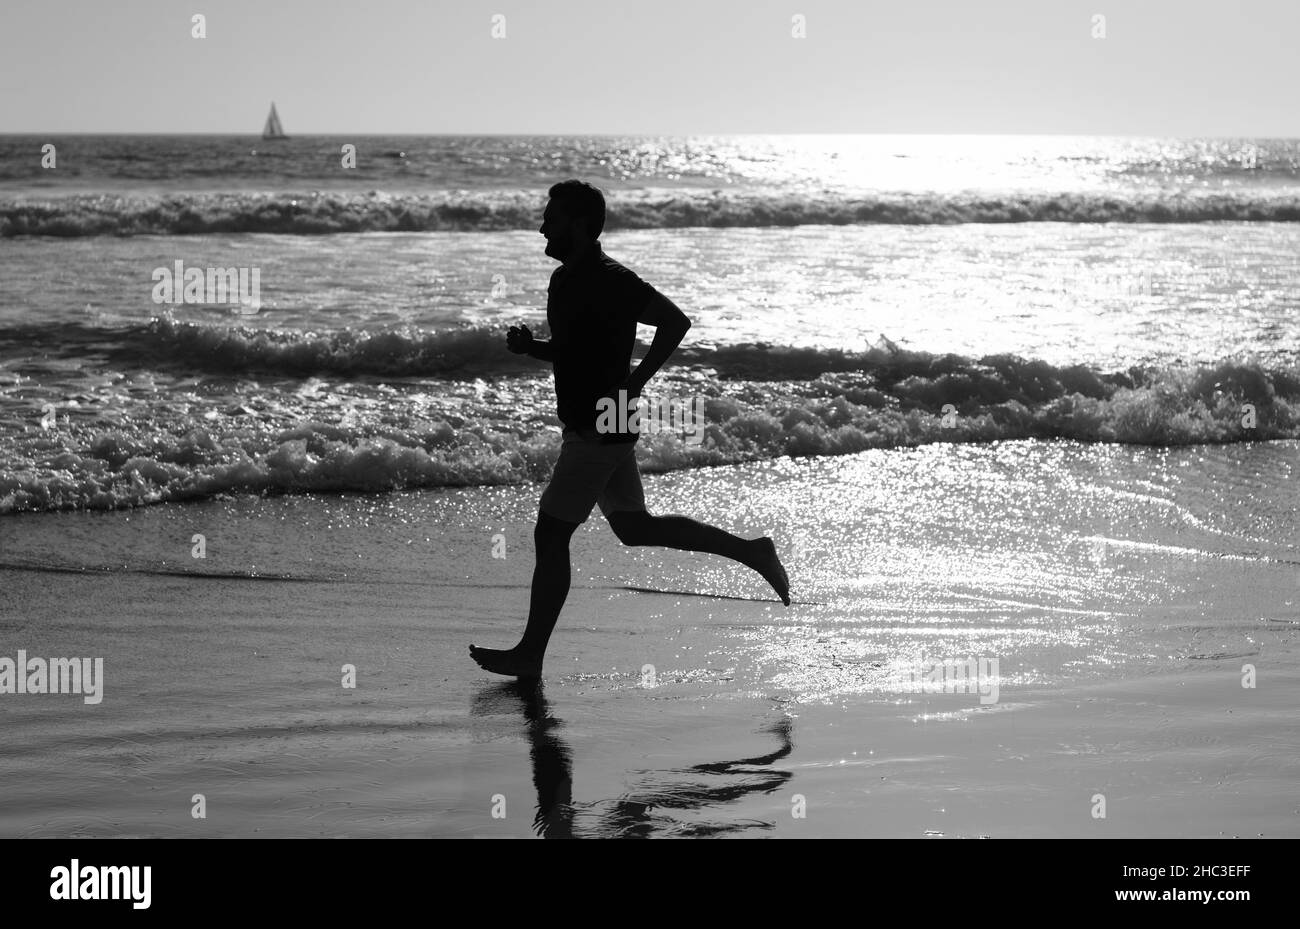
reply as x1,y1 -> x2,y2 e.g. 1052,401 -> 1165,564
526,339 -> 556,362
627,291 -> 691,391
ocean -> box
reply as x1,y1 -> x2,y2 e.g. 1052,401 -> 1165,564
1,134 -> 1296,837
2,135 -> 1298,513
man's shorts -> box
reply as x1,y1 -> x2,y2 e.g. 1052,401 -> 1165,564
539,427 -> 646,524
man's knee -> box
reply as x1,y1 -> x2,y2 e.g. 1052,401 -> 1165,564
607,509 -> 653,545
535,509 -> 579,547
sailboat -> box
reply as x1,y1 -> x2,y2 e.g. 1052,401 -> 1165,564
261,102 -> 288,140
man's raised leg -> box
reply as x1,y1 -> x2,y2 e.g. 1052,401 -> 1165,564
470,510 -> 580,677
606,510 -> 790,605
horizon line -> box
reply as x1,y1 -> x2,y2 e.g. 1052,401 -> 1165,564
1,131 -> 1297,139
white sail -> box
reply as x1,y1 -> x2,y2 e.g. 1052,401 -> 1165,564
262,103 -> 287,140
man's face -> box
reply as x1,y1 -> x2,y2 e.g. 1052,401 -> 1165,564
540,199 -> 587,261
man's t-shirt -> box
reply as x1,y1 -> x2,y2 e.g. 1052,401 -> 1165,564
546,244 -> 658,438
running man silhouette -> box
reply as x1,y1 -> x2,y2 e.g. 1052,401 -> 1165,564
469,180 -> 789,678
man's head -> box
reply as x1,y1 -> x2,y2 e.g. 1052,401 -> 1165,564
541,179 -> 605,262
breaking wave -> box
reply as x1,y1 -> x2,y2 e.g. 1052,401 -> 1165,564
5,187 -> 1300,237
3,326 -> 1296,513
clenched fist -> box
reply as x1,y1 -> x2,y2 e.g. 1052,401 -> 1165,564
506,324 -> 535,355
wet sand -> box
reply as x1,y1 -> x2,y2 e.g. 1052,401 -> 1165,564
1,442 -> 1296,837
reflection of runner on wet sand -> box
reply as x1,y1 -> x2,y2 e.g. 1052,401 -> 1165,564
471,681 -> 574,838
470,180 -> 790,679
473,680 -> 794,838
586,715 -> 794,839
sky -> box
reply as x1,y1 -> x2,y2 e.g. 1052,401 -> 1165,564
0,0 -> 1296,135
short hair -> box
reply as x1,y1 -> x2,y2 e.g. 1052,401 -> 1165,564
548,179 -> 606,238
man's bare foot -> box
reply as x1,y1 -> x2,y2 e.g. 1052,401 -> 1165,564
750,537 -> 791,605
469,644 -> 543,678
